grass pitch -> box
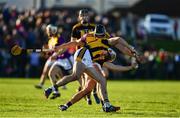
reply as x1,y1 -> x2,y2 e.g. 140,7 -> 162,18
0,78 -> 180,117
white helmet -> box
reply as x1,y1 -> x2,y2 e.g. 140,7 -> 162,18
108,48 -> 116,62
46,24 -> 57,35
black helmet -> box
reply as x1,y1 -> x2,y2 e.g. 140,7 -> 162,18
79,9 -> 88,16
94,24 -> 106,36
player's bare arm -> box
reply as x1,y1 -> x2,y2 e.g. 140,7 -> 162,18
55,39 -> 84,52
107,37 -> 143,62
49,49 -> 67,60
110,37 -> 145,63
103,61 -> 138,72
108,37 -> 133,52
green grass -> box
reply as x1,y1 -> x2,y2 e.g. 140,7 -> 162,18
0,78 -> 180,117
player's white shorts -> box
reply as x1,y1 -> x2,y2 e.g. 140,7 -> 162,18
52,56 -> 74,70
46,58 -> 55,67
74,48 -> 93,68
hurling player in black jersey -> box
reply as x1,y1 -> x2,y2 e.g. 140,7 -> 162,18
71,9 -> 100,105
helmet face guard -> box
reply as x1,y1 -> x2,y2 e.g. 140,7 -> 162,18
79,9 -> 88,16
94,24 -> 106,36
46,24 -> 57,36
78,9 -> 89,24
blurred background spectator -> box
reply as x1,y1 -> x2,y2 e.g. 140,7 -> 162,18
0,0 -> 180,79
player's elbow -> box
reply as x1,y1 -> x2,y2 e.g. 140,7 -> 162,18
110,37 -> 121,45
117,37 -> 125,43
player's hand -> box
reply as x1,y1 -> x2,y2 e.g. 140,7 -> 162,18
129,46 -> 146,64
134,54 -> 146,64
129,46 -> 138,55
132,62 -> 138,69
54,46 -> 59,52
129,46 -> 142,61
131,57 -> 138,69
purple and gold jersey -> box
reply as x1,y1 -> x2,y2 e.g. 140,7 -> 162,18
48,34 -> 71,59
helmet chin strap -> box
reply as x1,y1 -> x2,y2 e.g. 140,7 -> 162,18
81,20 -> 88,24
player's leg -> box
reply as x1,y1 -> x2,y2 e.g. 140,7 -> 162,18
60,56 -> 74,90
73,78 -> 96,104
44,48 -> 86,98
97,63 -> 121,112
48,64 -> 63,99
75,48 -> 119,112
47,57 -> 74,99
93,63 -> 104,103
44,61 -> 85,99
56,61 -> 85,86
49,64 -> 64,85
35,59 -> 53,89
85,67 -> 120,112
92,63 -> 107,104
83,74 -> 92,105
85,68 -> 107,101
59,63 -> 104,111
96,83 -> 104,105
92,85 -> 100,104
93,65 -> 110,104
59,79 -> 96,111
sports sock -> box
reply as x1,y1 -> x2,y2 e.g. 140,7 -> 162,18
53,90 -> 59,94
101,100 -> 104,106
104,99 -> 109,103
87,98 -> 91,101
93,86 -> 97,94
103,99 -> 111,108
86,93 -> 91,101
52,84 -> 58,92
65,101 -> 72,108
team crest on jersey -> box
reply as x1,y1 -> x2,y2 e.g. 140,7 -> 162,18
80,29 -> 93,36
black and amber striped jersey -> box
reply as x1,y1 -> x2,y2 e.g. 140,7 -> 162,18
71,23 -> 95,40
80,32 -> 112,65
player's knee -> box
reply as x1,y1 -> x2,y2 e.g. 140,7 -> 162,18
83,87 -> 92,94
70,73 -> 79,81
48,66 -> 58,78
72,72 -> 81,80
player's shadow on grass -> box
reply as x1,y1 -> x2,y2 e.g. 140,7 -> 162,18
142,101 -> 167,104
130,100 -> 167,104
